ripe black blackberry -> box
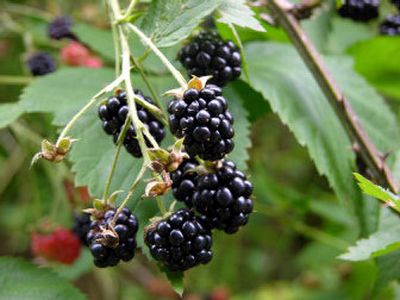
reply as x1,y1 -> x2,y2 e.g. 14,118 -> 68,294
98,90 -> 165,157
48,16 -> 75,40
379,14 -> 400,35
72,212 -> 91,246
338,0 -> 379,22
168,85 -> 234,161
178,31 -> 241,87
26,52 -> 56,76
87,207 -> 138,268
172,159 -> 253,234
145,209 -> 213,272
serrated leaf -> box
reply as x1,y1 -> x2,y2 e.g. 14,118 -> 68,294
138,0 -> 223,47
0,256 -> 86,300
216,0 -> 265,32
223,83 -> 251,171
72,23 -> 115,62
244,42 -> 399,202
354,173 -> 400,212
339,227 -> 400,261
0,102 -> 23,129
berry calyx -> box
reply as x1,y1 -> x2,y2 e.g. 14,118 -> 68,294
26,52 -> 56,76
31,228 -> 81,265
87,207 -> 138,268
170,159 -> 254,234
145,209 -> 213,271
178,31 -> 242,87
48,16 -> 75,40
98,89 -> 165,158
338,0 -> 379,22
168,84 -> 234,161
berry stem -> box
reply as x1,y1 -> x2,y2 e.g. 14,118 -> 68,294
122,0 -> 138,19
266,0 -> 399,194
103,115 -> 131,202
156,197 -> 167,215
107,1 -> 122,77
0,75 -> 32,85
56,75 -> 124,147
228,24 -> 250,83
133,94 -> 167,126
125,23 -> 188,90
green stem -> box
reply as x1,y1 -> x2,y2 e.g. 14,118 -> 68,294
102,116 -> 131,201
229,24 -> 249,82
56,75 -> 123,146
156,197 -> 167,215
0,75 -> 32,85
125,23 -> 187,89
107,1 -> 121,77
3,2 -> 53,21
122,0 -> 137,19
134,94 -> 167,126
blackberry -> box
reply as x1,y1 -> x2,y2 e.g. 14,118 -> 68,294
98,90 -> 165,157
87,207 -> 138,268
392,0 -> 400,10
171,159 -> 253,234
379,14 -> 400,35
72,212 -> 91,246
145,209 -> 213,271
26,52 -> 56,76
178,31 -> 241,87
48,16 -> 75,40
168,85 -> 234,161
338,0 -> 379,22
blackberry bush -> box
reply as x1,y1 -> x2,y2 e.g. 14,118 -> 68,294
98,90 -> 165,157
72,212 -> 91,246
338,0 -> 379,22
168,84 -> 234,161
26,52 -> 56,76
145,209 -> 213,272
178,31 -> 242,87
48,16 -> 75,40
171,159 -> 253,234
380,14 -> 400,35
87,207 -> 138,268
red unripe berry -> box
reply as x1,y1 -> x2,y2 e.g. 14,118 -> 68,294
60,41 -> 90,66
82,56 -> 103,68
31,228 -> 81,265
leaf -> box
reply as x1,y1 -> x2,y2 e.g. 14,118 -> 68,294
349,37 -> 400,101
244,42 -> 400,202
162,269 -> 184,297
53,249 -> 93,280
354,173 -> 400,212
374,250 -> 400,295
339,227 -> 400,261
223,83 -> 252,171
0,256 -> 86,300
72,23 -> 115,62
0,103 -> 23,129
138,0 -> 223,47
216,0 -> 265,32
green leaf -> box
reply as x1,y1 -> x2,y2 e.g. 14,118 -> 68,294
374,250 -> 400,295
244,42 -> 399,201
0,103 -> 23,129
216,0 -> 265,32
0,256 -> 86,300
349,37 -> 400,101
162,269 -> 184,297
138,0 -> 222,47
72,23 -> 115,62
339,226 -> 400,261
354,173 -> 400,212
53,249 -> 93,280
223,83 -> 252,171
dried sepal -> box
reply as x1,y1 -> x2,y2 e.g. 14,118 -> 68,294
187,75 -> 213,91
31,137 -> 77,166
144,180 -> 171,198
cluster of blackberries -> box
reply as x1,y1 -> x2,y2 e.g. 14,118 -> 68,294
171,159 -> 253,234
87,207 -> 138,268
380,14 -> 400,35
338,0 -> 380,22
168,85 -> 234,161
48,16 -> 75,40
178,31 -> 241,87
145,209 -> 213,271
98,90 -> 165,157
26,52 -> 56,76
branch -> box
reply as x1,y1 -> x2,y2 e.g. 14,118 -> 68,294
267,0 -> 399,194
